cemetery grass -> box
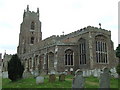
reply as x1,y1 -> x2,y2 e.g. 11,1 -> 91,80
2,75 -> 118,88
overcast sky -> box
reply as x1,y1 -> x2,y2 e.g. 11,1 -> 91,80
0,0 -> 119,57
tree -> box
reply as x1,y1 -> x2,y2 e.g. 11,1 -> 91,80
116,44 -> 120,77
8,54 -> 24,81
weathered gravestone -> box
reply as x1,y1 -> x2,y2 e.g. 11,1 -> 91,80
23,69 -> 33,78
110,68 -> 118,78
72,69 -> 85,89
36,76 -> 44,84
33,69 -> 39,78
49,74 -> 56,83
99,68 -> 110,88
59,74 -> 66,81
2,71 -> 8,78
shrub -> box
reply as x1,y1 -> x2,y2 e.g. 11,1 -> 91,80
116,64 -> 120,75
8,54 -> 24,81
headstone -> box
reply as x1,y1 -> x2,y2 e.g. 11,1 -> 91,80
72,69 -> 85,88
93,69 -> 98,77
110,68 -> 118,78
23,70 -> 33,78
49,74 -> 56,82
59,74 -> 66,81
70,68 -> 73,74
97,69 -> 101,77
40,70 -> 46,76
99,68 -> 110,88
63,72 -> 67,75
2,71 -> 8,78
36,76 -> 44,84
33,69 -> 39,78
50,70 -> 56,74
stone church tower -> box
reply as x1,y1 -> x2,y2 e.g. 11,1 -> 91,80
18,5 -> 42,55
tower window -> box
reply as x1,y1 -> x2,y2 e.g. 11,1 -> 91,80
31,37 -> 34,44
31,21 -> 35,30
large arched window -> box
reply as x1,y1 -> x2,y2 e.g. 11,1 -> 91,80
79,38 -> 86,64
95,35 -> 108,64
31,21 -> 35,30
65,49 -> 74,66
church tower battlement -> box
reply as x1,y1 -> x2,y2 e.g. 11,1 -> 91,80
18,5 -> 42,55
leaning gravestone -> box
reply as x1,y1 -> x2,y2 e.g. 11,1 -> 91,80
99,67 -> 110,88
49,74 -> 56,83
72,69 -> 85,89
59,74 -> 66,81
36,76 -> 44,84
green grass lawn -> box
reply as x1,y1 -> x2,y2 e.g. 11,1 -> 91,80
2,75 -> 119,88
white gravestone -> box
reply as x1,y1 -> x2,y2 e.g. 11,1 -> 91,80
36,76 -> 44,84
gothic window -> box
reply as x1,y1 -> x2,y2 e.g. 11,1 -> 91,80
65,49 -> 74,66
30,37 -> 34,44
79,38 -> 86,64
95,35 -> 108,64
31,21 -> 35,30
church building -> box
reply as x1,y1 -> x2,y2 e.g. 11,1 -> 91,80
17,5 -> 117,74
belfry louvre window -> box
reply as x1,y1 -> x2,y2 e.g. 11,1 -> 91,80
31,37 -> 34,44
96,41 -> 108,63
31,21 -> 35,30
65,49 -> 74,66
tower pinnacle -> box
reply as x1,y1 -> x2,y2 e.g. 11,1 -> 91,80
37,8 -> 39,13
27,5 -> 29,11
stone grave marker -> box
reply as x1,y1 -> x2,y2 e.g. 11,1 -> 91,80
40,70 -> 46,76
36,76 -> 44,84
23,69 -> 33,78
110,68 -> 118,78
33,69 -> 39,78
2,71 -> 8,78
72,69 -> 85,88
99,67 -> 110,88
49,74 -> 56,83
59,74 -> 66,81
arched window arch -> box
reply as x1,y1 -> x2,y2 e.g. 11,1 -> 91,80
31,37 -> 34,44
95,35 -> 108,64
31,21 -> 35,30
78,38 -> 86,65
65,49 -> 74,66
